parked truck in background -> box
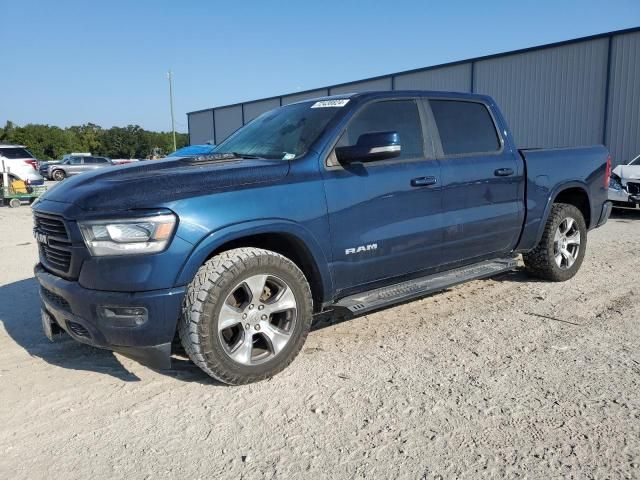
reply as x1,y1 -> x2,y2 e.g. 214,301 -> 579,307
46,156 -> 113,181
38,152 -> 91,178
33,91 -> 612,385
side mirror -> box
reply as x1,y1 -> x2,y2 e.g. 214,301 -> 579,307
335,131 -> 401,163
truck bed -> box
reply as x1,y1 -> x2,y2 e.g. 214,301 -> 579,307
516,145 -> 610,251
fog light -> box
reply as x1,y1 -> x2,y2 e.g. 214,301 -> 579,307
97,306 -> 148,327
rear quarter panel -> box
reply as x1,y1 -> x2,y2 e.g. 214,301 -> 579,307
516,146 -> 610,251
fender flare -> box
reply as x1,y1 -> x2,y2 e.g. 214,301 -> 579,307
174,219 -> 334,303
532,180 -> 591,246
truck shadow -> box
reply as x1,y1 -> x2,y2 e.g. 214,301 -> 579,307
0,277 -> 142,381
610,208 -> 640,221
0,277 -> 230,385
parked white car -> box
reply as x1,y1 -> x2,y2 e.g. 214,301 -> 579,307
0,144 -> 44,184
609,154 -> 640,210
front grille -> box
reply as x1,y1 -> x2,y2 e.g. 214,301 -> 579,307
40,287 -> 70,311
67,321 -> 91,339
40,242 -> 72,271
34,213 -> 73,273
34,213 -> 69,238
627,182 -> 640,196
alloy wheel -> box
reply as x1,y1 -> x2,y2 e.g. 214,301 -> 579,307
553,217 -> 581,269
218,274 -> 297,365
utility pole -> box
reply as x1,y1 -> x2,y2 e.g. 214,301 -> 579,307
167,70 -> 177,152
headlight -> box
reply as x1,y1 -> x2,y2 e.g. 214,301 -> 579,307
78,213 -> 177,256
609,174 -> 623,191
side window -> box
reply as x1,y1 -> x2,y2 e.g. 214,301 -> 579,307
84,157 -> 96,164
430,100 -> 500,156
69,157 -> 83,165
336,100 -> 424,160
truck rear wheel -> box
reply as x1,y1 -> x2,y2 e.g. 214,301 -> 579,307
178,247 -> 313,385
523,203 -> 587,282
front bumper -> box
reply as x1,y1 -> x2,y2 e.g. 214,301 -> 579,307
35,264 -> 186,369
609,186 -> 640,209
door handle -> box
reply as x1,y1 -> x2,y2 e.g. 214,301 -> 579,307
494,168 -> 514,177
411,176 -> 437,187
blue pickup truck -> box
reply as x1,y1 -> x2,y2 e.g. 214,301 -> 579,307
33,91 -> 612,384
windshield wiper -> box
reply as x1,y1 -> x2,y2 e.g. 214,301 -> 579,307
209,152 -> 262,159
230,152 -> 262,159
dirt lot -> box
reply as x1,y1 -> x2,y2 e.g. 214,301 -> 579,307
0,205 -> 639,479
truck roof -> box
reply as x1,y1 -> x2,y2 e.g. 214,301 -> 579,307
289,90 -> 494,106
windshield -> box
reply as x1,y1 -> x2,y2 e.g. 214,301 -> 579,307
169,145 -> 216,157
214,101 -> 344,160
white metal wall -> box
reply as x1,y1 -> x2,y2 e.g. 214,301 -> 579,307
243,98 -> 281,123
394,63 -> 471,92
213,105 -> 243,144
188,110 -> 214,145
474,38 -> 609,149
606,31 -> 640,164
188,29 -> 640,164
281,88 -> 329,105
329,77 -> 392,95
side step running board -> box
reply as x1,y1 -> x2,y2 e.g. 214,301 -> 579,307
334,257 -> 517,315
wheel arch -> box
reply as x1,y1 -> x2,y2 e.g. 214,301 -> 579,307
552,186 -> 591,228
51,168 -> 65,179
175,220 -> 333,312
529,182 -> 591,249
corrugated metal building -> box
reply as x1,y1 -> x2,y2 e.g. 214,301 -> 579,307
187,27 -> 640,165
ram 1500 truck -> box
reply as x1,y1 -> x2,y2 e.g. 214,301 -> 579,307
33,91 -> 612,385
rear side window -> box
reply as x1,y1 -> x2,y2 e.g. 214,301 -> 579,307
0,147 -> 33,159
430,100 -> 500,155
337,100 -> 424,160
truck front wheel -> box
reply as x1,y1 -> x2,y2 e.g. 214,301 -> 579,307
523,203 -> 587,282
178,247 -> 313,385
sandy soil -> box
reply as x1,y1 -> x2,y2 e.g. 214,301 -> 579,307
0,205 -> 639,479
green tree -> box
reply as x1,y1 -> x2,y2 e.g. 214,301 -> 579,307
0,121 -> 187,160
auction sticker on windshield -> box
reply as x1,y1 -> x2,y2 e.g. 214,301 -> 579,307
311,99 -> 350,108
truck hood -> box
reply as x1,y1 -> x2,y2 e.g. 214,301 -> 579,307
41,156 -> 290,211
613,165 -> 640,181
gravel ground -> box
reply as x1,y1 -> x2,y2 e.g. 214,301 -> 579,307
0,205 -> 639,479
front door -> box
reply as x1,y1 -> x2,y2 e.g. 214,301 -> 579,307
322,99 -> 443,295
66,156 -> 84,175
428,99 -> 524,265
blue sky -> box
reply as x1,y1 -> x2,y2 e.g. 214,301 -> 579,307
1,0 -> 638,132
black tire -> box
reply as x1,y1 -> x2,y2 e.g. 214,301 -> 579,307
52,169 -> 65,181
9,198 -> 21,208
178,247 -> 313,385
523,203 -> 587,282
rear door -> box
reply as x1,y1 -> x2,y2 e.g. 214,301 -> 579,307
428,99 -> 524,265
85,157 -> 109,171
322,98 -> 443,294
